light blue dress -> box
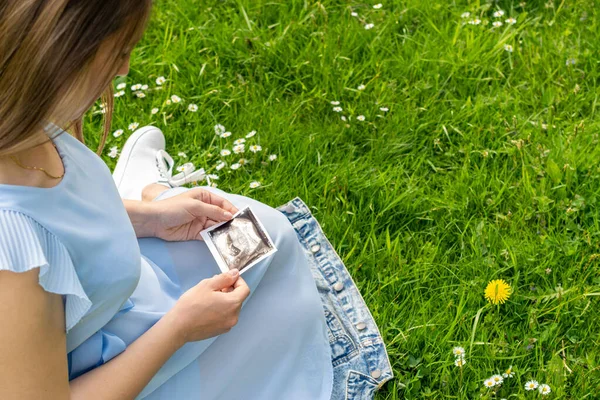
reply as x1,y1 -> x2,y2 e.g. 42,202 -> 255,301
0,127 -> 333,399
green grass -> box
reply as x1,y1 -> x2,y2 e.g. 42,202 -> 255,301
88,0 -> 600,398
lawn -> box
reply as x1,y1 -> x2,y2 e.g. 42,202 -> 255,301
89,0 -> 600,398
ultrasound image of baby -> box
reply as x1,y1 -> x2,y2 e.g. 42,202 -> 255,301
208,210 -> 273,272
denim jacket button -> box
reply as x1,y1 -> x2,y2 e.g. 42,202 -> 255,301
356,322 -> 367,331
370,370 -> 382,379
333,282 -> 344,292
310,244 -> 321,253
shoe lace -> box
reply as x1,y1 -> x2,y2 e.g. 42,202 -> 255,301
156,150 -> 205,187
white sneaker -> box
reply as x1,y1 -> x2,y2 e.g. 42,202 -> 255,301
113,126 -> 206,200
113,126 -> 166,200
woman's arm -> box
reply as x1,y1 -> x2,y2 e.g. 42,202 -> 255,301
0,268 -> 184,400
123,199 -> 156,238
69,309 -> 183,400
0,269 -> 71,399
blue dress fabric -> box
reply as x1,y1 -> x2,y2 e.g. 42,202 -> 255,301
0,127 -> 333,399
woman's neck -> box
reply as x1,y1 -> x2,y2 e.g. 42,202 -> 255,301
0,132 -> 65,188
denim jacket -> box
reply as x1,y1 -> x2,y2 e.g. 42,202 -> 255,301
278,198 -> 393,399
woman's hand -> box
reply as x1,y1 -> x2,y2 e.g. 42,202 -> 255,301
149,188 -> 239,242
168,270 -> 250,345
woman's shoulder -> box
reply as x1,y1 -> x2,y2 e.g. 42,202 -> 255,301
0,209 -> 92,332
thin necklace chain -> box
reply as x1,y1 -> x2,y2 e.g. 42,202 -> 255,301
10,144 -> 65,180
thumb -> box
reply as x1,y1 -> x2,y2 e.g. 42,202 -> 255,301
207,270 -> 239,290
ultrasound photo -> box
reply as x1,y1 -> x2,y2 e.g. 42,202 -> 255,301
201,207 -> 277,274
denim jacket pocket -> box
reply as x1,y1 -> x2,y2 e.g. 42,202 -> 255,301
324,308 -> 359,366
345,370 -> 380,400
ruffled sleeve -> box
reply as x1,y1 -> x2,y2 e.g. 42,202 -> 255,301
0,210 -> 92,332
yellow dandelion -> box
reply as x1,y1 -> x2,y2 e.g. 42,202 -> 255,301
484,279 -> 511,305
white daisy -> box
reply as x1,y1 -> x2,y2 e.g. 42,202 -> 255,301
233,144 -> 245,154
214,124 -> 226,135
364,23 -> 375,30
357,115 -> 365,121
131,84 -> 142,91
128,122 -> 139,131
341,116 -> 347,121
454,358 -> 466,367
357,84 -> 366,90
230,163 -> 241,170
351,11 -> 358,17
178,152 -> 187,158
380,107 -> 389,112
171,95 -> 182,103
166,99 -> 172,105
502,366 -> 515,378
151,108 -> 159,115
112,129 -> 124,138
333,106 -> 343,112
538,384 -> 551,395
116,83 -> 127,90
506,17 -> 517,25
493,10 -> 505,18
216,161 -> 226,170
452,347 -> 465,357
210,182 -> 218,188
135,92 -> 146,98
469,19 -> 481,25
249,145 -> 262,153
156,76 -> 166,85
141,84 -> 149,91
238,158 -> 248,165
269,154 -> 277,161
114,90 -> 125,97
234,138 -> 246,145
250,181 -> 261,188
188,104 -> 198,112
220,131 -> 232,138
220,149 -> 231,157
331,101 -> 340,105
176,162 -> 194,173
493,21 -> 503,27
491,375 -> 503,386
373,3 -> 382,9
461,12 -> 471,18
246,130 -> 257,138
483,379 -> 495,388
504,44 -> 514,52
525,381 -> 539,391
108,146 -> 118,158
207,174 -> 219,180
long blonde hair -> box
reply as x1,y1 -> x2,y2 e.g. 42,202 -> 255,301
0,0 -> 152,156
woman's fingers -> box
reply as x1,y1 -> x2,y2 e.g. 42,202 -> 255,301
231,277 -> 250,302
189,200 -> 233,222
190,188 -> 239,215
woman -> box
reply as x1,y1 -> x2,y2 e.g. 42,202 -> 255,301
0,1 -> 392,399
